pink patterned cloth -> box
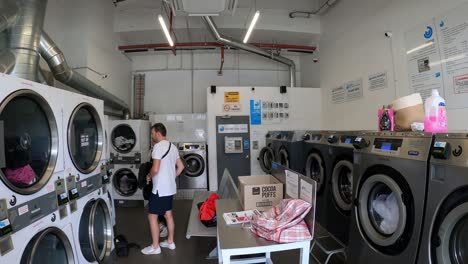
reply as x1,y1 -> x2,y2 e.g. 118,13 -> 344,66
5,164 -> 37,185
250,199 -> 312,243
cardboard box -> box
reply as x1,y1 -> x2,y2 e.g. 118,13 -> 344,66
238,175 -> 284,211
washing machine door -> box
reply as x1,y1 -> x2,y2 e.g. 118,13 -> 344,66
331,159 -> 354,213
259,146 -> 275,173
68,103 -> 103,174
182,153 -> 205,177
276,147 -> 290,168
79,198 -> 112,263
112,168 -> 138,196
111,124 -> 136,153
431,190 -> 468,264
305,152 -> 326,194
20,227 -> 75,264
0,90 -> 59,194
356,172 -> 413,254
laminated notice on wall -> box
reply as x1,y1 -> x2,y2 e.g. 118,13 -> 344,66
224,91 -> 240,103
332,78 -> 363,103
369,71 -> 388,91
285,170 -> 299,199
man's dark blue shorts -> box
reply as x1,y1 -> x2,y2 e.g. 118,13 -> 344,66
148,192 -> 174,215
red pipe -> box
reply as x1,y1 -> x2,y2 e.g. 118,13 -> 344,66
118,42 -> 316,52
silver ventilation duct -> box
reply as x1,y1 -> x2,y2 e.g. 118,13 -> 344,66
0,50 -> 15,73
38,30 -> 129,114
8,0 -> 47,81
202,16 -> 296,87
0,0 -> 19,33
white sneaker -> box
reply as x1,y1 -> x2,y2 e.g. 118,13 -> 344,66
141,245 -> 161,255
160,240 -> 176,250
160,225 -> 168,238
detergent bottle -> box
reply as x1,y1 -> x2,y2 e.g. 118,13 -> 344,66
424,89 -> 448,133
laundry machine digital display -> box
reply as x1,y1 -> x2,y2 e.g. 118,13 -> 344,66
68,103 -> 103,175
0,90 -> 59,194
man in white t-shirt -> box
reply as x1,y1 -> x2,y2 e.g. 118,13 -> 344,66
141,123 -> 184,255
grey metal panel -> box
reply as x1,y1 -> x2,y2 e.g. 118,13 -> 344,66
216,115 -> 250,186
77,174 -> 103,199
8,192 -> 58,233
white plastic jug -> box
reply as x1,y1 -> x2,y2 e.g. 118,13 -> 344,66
424,89 -> 448,133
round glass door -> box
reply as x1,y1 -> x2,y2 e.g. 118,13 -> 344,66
0,90 -> 59,194
331,160 -> 353,212
68,103 -> 102,174
259,146 -> 275,173
79,199 -> 112,263
277,148 -> 290,168
113,168 -> 138,196
183,154 -> 205,177
111,124 -> 136,153
305,153 -> 325,194
357,173 -> 411,251
21,227 -> 75,264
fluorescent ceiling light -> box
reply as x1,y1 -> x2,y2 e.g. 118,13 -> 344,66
243,10 -> 260,43
158,15 -> 174,46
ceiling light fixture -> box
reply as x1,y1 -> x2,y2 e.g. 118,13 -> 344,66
158,14 -> 174,46
243,10 -> 260,43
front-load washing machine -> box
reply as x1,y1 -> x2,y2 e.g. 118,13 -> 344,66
111,164 -> 143,207
258,131 -> 278,174
302,131 -> 333,227
325,131 -> 358,244
348,132 -> 433,264
178,142 -> 207,189
417,133 -> 468,264
71,186 -> 113,264
61,89 -> 105,183
1,197 -> 77,264
0,75 -> 68,228
109,119 -> 150,164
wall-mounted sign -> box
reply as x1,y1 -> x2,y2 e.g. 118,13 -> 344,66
223,103 -> 242,112
218,124 -> 249,134
224,91 -> 240,103
369,71 -> 388,91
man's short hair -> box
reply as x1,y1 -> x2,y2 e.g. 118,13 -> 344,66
151,123 -> 167,136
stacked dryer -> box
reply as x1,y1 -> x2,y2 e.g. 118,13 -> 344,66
109,119 -> 150,207
0,74 -> 77,263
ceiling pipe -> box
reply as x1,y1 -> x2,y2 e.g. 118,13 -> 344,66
0,50 -> 15,73
202,16 -> 297,87
0,0 -> 19,33
118,42 -> 316,52
289,0 -> 340,18
38,30 -> 130,116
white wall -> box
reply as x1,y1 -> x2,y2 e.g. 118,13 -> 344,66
134,50 -> 307,114
43,0 -> 132,106
300,52 -> 321,88
319,0 -> 468,131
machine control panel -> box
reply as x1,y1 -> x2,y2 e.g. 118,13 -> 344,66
0,200 -> 12,237
341,136 -> 357,145
328,135 -> 339,144
66,176 -> 79,200
353,137 -> 369,149
432,141 -> 451,159
225,137 -> 243,154
55,178 -> 69,219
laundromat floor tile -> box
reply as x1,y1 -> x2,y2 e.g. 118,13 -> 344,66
109,200 -> 333,264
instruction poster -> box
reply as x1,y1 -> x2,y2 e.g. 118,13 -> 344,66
261,100 -> 289,124
405,2 -> 468,108
331,78 -> 363,103
285,170 -> 299,199
368,71 -> 388,91
405,20 -> 444,100
250,100 -> 262,125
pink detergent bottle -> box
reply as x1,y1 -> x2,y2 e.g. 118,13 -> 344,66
424,89 -> 448,133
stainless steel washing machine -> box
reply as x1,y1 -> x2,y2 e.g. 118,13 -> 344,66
325,131 -> 358,244
258,131 -> 278,174
178,142 -> 208,190
302,131 -> 332,227
417,133 -> 468,264
258,131 -> 302,174
348,132 -> 433,264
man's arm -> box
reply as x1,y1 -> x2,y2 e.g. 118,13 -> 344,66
147,159 -> 161,182
175,158 -> 184,177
